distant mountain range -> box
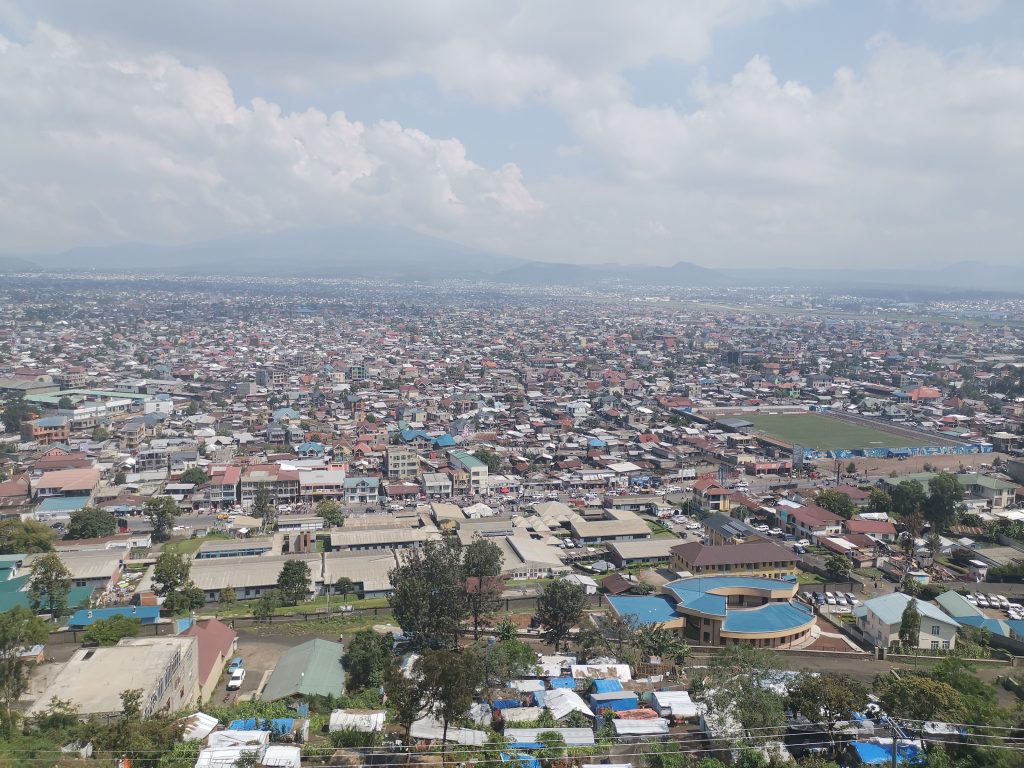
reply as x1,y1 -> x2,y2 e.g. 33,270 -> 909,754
3,228 -> 1024,292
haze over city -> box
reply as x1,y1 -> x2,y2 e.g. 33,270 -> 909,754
1,0 -> 1023,273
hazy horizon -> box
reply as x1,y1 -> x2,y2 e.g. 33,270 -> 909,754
2,1 -> 1023,270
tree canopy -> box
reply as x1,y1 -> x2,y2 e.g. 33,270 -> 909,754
389,537 -> 467,649
82,615 -> 141,646
787,672 -> 868,752
537,579 -> 586,652
343,629 -> 393,691
462,535 -> 504,639
66,506 -> 118,540
145,497 -> 178,543
0,519 -> 55,554
815,490 -> 855,519
179,468 -> 210,486
276,560 -> 312,605
27,553 -> 72,619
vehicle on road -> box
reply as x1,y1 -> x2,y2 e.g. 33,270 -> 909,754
227,668 -> 246,690
228,657 -> 244,673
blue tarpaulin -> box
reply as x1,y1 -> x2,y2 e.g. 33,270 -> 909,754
501,753 -> 541,768
550,677 -> 576,689
591,679 -> 623,693
492,699 -> 522,710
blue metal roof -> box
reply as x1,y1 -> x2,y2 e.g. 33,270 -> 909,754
591,679 -> 623,693
606,595 -> 680,625
68,606 -> 160,628
722,601 -> 814,634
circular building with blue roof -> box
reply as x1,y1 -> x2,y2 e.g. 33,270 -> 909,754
607,575 -> 815,648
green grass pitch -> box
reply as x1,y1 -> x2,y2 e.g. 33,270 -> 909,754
742,412 -> 928,451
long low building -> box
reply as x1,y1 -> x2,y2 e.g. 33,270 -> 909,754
606,539 -> 678,568
323,525 -> 440,552
670,540 -> 799,580
608,575 -> 815,649
497,535 -> 571,579
180,553 -> 322,602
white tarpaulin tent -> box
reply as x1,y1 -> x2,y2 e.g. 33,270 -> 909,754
329,710 -> 386,733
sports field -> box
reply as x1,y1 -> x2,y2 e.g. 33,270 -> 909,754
743,412 -> 928,451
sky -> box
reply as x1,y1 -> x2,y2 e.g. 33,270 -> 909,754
1,0 -> 1022,269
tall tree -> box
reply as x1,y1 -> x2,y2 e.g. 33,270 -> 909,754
898,599 -> 921,649
179,468 -> 210,485
145,496 -> 178,543
462,535 -> 504,639
384,664 -> 426,744
824,554 -> 852,582
82,615 -> 141,646
153,552 -> 191,596
814,490 -> 855,520
334,576 -> 355,603
875,674 -> 964,722
254,589 -> 282,622
869,487 -> 892,514
252,486 -> 274,528
0,519 -> 55,554
277,559 -> 312,605
537,579 -> 586,652
891,480 -> 926,519
418,649 -> 483,754
695,646 -> 787,745
389,537 -> 467,649
316,499 -> 345,527
0,606 -> 49,733
786,672 -> 868,753
27,553 -> 72,619
66,506 -> 118,539
924,474 -> 964,532
343,629 -> 393,690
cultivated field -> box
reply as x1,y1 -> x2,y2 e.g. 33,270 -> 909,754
744,412 -> 928,450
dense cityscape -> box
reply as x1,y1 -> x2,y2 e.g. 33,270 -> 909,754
1,274 -> 1024,767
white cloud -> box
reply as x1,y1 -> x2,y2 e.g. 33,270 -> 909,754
0,24 -> 541,252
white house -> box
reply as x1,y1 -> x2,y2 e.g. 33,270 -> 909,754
852,592 -> 959,651
562,573 -> 598,595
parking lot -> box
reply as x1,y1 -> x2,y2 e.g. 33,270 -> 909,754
211,631 -> 290,705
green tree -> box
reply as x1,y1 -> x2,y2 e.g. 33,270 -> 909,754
91,425 -> 109,441
875,674 -> 964,722
114,470 -> 127,485
869,487 -> 892,513
252,486 -> 275,529
418,649 -> 483,755
66,506 -> 118,539
179,467 -> 210,485
481,634 -> 538,685
473,448 -> 503,474
57,396 -> 74,410
0,606 -> 49,732
343,629 -> 393,690
383,663 -> 425,744
786,672 -> 868,752
898,598 -> 921,648
696,646 -> 787,744
1,394 -> 38,433
0,519 -> 55,554
536,730 -> 567,768
824,553 -> 852,582
537,579 -> 586,652
334,576 -> 355,603
924,474 -> 964,532
185,400 -> 201,416
892,480 -> 926,519
815,490 -> 855,519
219,586 -> 237,607
153,552 -> 191,596
27,552 -> 72,619
82,615 -> 141,646
254,589 -> 282,622
316,499 -> 345,527
389,537 -> 467,649
145,496 -> 178,543
463,535 -> 504,639
276,559 -> 312,605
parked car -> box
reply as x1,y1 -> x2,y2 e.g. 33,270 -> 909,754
845,592 -> 860,606
794,546 -> 806,555
797,539 -> 811,547
227,668 -> 246,691
825,592 -> 837,605
228,657 -> 244,672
